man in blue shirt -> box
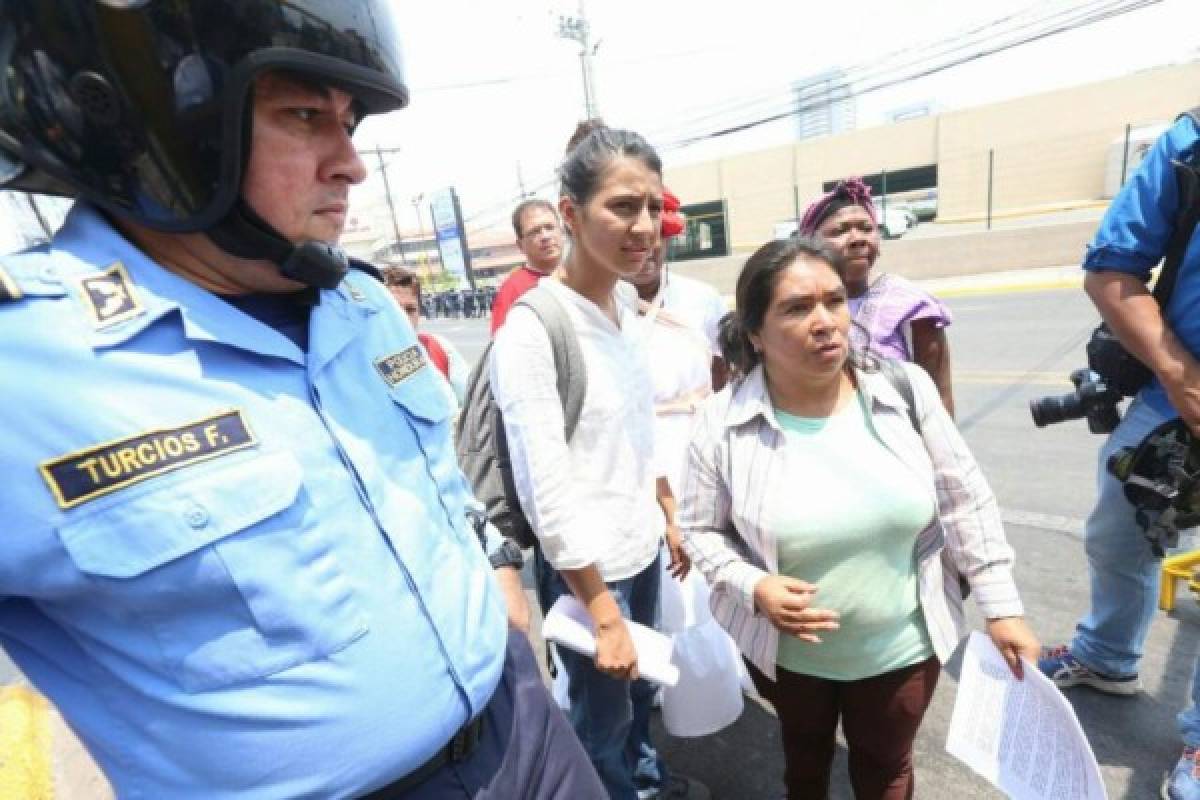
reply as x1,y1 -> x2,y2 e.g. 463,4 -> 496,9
0,2 -> 600,797
1038,111 -> 1200,799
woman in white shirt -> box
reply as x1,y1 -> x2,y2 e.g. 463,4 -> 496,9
679,236 -> 1039,799
490,127 -> 686,800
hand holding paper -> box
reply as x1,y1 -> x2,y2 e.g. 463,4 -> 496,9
946,632 -> 1106,800
542,595 -> 681,687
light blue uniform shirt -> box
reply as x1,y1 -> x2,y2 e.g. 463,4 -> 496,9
0,205 -> 507,799
1083,113 -> 1200,418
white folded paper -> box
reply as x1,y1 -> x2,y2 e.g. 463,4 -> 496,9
542,595 -> 681,687
946,632 -> 1107,800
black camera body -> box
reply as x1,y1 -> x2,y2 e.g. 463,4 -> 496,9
1085,323 -> 1153,397
1029,324 -> 1147,434
1107,418 -> 1200,556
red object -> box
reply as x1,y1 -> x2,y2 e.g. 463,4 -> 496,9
662,187 -> 685,237
661,211 -> 685,238
490,264 -> 547,335
418,332 -> 450,379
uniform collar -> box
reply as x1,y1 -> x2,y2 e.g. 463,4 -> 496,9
53,203 -> 375,367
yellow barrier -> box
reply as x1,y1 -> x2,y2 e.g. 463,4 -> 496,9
1160,550 -> 1200,613
0,685 -> 54,800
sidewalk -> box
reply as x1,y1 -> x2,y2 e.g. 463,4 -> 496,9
0,685 -> 112,799
717,263 -> 1086,308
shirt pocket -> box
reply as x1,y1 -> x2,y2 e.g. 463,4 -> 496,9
386,371 -> 470,525
56,451 -> 368,692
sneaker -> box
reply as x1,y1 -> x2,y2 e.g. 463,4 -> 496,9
1162,746 -> 1200,800
1038,645 -> 1143,696
637,776 -> 711,800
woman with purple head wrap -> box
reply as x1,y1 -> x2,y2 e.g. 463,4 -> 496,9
800,178 -> 956,416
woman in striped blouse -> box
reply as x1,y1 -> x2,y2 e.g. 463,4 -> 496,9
679,236 -> 1038,799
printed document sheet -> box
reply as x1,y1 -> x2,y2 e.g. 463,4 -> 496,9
542,595 -> 680,687
946,632 -> 1106,800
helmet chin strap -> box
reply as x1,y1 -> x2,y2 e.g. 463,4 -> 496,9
207,200 -> 348,290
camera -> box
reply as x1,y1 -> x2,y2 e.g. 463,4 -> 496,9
1029,368 -> 1122,433
1106,418 -> 1200,556
1029,323 -> 1150,433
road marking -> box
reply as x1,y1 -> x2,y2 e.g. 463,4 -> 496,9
0,685 -> 54,799
956,370 -> 1071,387
1001,508 -> 1085,538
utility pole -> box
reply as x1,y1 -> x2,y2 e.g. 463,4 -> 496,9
557,0 -> 598,119
516,161 -> 528,198
411,193 -> 427,269
370,145 -> 407,265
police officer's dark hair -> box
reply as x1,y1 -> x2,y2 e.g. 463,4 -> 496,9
384,267 -> 421,302
558,127 -> 662,208
721,236 -> 853,374
511,199 -> 558,238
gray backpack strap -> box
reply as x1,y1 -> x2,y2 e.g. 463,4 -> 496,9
514,285 -> 587,440
878,358 -> 920,432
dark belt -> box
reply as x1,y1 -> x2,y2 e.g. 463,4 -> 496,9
361,714 -> 486,799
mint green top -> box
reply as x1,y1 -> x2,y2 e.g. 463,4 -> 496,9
773,393 -> 935,680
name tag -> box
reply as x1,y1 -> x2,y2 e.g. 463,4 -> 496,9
39,410 -> 257,509
375,345 -> 426,387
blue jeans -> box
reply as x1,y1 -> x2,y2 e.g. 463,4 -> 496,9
1070,397 -> 1200,745
535,550 -> 667,800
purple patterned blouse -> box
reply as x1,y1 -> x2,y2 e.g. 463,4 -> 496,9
848,273 -> 952,361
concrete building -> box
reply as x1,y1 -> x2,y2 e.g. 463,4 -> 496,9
665,59 -> 1200,255
793,69 -> 857,141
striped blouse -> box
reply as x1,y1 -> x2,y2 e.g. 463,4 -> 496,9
678,361 -> 1024,680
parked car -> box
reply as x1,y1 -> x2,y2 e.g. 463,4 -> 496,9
871,200 -> 911,239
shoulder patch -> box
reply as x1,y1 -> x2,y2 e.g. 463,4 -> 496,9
0,263 -> 22,302
375,345 -> 426,387
39,410 -> 257,510
77,261 -> 142,327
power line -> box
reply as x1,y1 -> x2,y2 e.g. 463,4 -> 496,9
666,0 -> 1163,148
458,0 -> 1162,237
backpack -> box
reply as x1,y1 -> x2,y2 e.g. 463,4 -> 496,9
455,285 -> 587,548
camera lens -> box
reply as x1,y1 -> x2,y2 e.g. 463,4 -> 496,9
1030,391 -> 1086,427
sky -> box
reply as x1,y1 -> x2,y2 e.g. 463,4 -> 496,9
350,0 -> 1199,242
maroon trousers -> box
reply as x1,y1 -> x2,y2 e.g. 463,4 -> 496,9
746,656 -> 940,800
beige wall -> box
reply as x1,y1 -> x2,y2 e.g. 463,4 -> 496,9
666,60 -> 1200,251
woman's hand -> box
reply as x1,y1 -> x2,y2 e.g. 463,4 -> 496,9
986,616 -> 1040,679
665,524 -> 691,581
753,575 -> 839,643
594,615 -> 639,681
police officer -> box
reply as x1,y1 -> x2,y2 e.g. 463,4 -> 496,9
1037,109 -> 1200,800
0,2 -> 602,798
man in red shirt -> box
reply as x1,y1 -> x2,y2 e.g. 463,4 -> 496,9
490,198 -> 564,334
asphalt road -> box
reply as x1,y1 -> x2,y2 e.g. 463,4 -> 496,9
4,286 -> 1194,798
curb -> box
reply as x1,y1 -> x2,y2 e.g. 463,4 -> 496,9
929,276 -> 1084,298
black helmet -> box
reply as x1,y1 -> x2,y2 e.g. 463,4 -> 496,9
0,1 -> 410,287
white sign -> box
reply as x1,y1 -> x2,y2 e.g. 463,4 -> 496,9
429,188 -> 470,289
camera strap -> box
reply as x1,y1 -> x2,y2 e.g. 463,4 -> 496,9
1149,107 -> 1200,309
